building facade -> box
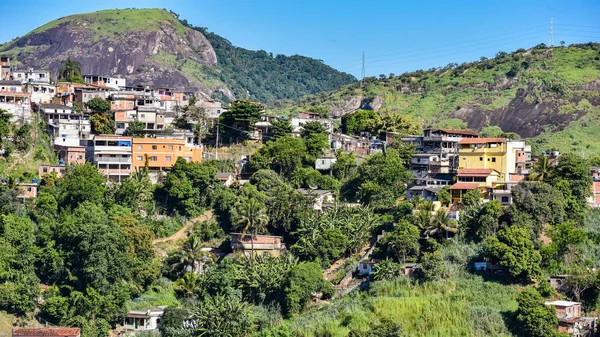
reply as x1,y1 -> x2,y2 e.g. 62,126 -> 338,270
93,135 -> 132,182
132,134 -> 201,171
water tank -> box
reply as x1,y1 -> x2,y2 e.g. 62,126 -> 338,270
61,134 -> 67,138
541,151 -> 547,155
551,151 -> 560,156
59,160 -> 65,165
32,179 -> 38,184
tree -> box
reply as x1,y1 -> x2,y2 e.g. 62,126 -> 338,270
90,113 -> 116,135
0,109 -> 11,147
484,226 -> 542,282
86,97 -> 111,114
301,121 -> 329,160
55,164 -> 106,210
221,100 -> 265,140
234,198 -> 269,258
436,186 -> 451,206
172,236 -> 210,274
164,158 -> 218,216
420,250 -> 448,281
332,150 -> 357,181
283,261 -> 332,315
515,288 -> 558,337
193,294 -> 254,337
174,273 -> 203,298
548,153 -> 592,201
125,120 -> 145,136
58,57 -> 84,83
461,188 -> 481,207
269,119 -> 293,140
341,110 -> 379,135
385,220 -> 420,263
255,136 -> 307,177
529,155 -> 553,181
428,209 -> 458,240
371,258 -> 402,281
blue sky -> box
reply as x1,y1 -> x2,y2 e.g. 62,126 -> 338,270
1,0 -> 599,78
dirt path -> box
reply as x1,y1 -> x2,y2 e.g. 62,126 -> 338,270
323,242 -> 371,281
153,210 -> 213,245
7,123 -> 38,171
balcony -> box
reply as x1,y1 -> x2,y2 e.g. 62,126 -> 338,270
95,156 -> 132,164
99,168 -> 131,175
94,145 -> 131,153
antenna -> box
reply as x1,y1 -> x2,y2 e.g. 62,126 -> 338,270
361,52 -> 365,86
550,17 -> 554,47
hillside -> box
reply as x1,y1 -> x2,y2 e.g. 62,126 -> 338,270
0,8 -> 356,104
276,43 -> 600,156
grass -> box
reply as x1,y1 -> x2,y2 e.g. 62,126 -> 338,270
259,270 -> 519,337
126,278 -> 181,310
151,52 -> 222,88
25,8 -> 188,42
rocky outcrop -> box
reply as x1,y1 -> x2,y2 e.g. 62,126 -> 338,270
6,21 -> 216,93
330,95 -> 363,117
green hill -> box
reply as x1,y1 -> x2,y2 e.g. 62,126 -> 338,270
275,43 -> 600,156
0,8 -> 356,105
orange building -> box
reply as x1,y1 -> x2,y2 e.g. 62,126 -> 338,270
132,137 -> 202,171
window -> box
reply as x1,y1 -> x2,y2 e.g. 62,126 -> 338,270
168,145 -> 173,150
136,156 -> 143,161
479,157 -> 483,161
501,196 -> 509,203
152,145 -> 157,150
165,156 -> 172,162
27,187 -> 32,192
140,114 -> 145,118
492,158 -> 496,162
150,156 -> 157,161
43,167 -> 48,173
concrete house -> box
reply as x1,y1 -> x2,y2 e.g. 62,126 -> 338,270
216,172 -> 235,187
297,188 -> 335,211
230,233 -> 285,256
315,156 -> 337,172
117,307 -> 166,336
544,300 -> 596,335
358,259 -> 381,276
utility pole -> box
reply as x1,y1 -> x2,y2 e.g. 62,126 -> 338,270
360,51 -> 365,87
215,122 -> 219,159
550,17 -> 554,47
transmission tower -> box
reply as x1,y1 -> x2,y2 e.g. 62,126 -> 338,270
361,52 -> 365,86
550,17 -> 554,47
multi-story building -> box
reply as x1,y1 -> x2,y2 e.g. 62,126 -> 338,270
0,80 -> 31,122
132,132 -> 201,171
93,135 -> 132,182
54,142 -> 87,164
82,75 -> 126,90
457,138 -> 523,181
11,68 -> 51,83
25,82 -> 56,104
40,104 -> 92,142
0,56 -> 10,81
55,82 -> 77,106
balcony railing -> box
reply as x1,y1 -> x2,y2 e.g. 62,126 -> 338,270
99,168 -> 131,175
95,156 -> 132,163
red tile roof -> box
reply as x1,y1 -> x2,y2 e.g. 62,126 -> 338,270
457,168 -> 496,177
12,328 -> 80,337
458,137 -> 505,145
450,182 -> 480,190
438,129 -> 480,136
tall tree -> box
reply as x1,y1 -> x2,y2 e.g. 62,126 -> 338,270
234,198 -> 269,258
58,57 -> 84,83
221,100 -> 265,140
269,119 -> 293,140
515,288 -> 558,337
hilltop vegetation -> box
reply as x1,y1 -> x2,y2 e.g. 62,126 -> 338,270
0,8 -> 356,104
276,42 -> 600,156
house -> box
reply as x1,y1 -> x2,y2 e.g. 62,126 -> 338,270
490,181 -> 520,205
93,135 -> 133,182
450,168 -> 500,203
25,82 -> 55,104
230,233 -> 285,256
315,155 -> 337,172
82,75 -> 126,90
457,138 -> 525,182
216,172 -> 235,187
54,143 -> 87,164
406,185 -> 443,201
12,69 -> 51,83
297,188 -> 335,211
588,167 -> 600,207
0,56 -> 11,81
0,80 -> 31,122
117,307 -> 166,336
358,259 -> 381,276
473,261 -> 504,273
132,133 -> 202,171
549,275 -> 570,291
39,164 -> 66,178
41,104 -> 92,142
12,328 -> 80,337
54,82 -> 76,106
400,263 -> 422,276
16,182 -> 38,199
544,300 -> 597,335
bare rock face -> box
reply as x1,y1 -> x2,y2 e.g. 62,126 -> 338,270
330,95 -> 363,117
5,19 -> 218,94
360,95 -> 384,111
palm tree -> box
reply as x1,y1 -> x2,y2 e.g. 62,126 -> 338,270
413,209 -> 432,237
174,272 -> 202,297
529,155 -> 553,181
172,236 -> 210,274
429,209 -> 458,239
235,198 -> 269,259
410,196 -> 425,210
58,57 -> 82,82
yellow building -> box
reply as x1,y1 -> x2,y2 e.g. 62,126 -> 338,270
457,138 -> 518,181
132,137 -> 202,171
450,168 -> 500,203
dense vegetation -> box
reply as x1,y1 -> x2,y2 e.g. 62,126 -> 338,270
276,43 -> 600,156
180,19 -> 357,104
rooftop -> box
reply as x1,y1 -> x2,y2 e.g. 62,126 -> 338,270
450,182 -> 480,190
0,80 -> 23,85
457,168 -> 498,177
545,300 -> 581,307
435,129 -> 480,136
12,328 -> 80,337
458,138 -> 506,145
216,172 -> 234,179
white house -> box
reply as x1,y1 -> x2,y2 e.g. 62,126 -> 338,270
315,156 -> 337,172
297,189 -> 335,211
358,259 -> 381,276
119,307 -> 166,335
12,69 -> 51,83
